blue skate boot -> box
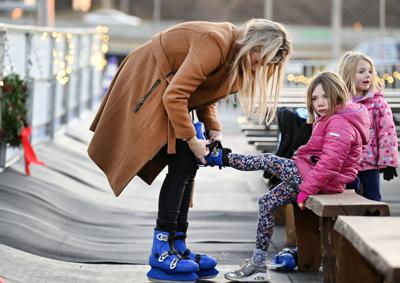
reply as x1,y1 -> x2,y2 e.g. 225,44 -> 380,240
193,121 -> 231,168
175,231 -> 219,279
147,230 -> 199,282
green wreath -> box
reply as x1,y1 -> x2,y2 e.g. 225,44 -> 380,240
0,73 -> 28,147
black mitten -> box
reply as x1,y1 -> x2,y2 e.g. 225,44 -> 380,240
222,148 -> 232,167
379,166 -> 398,181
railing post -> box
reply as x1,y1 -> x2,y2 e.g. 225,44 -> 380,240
153,0 -> 161,24
25,32 -> 34,127
0,29 -> 7,169
87,34 -> 94,110
331,0 -> 342,59
48,34 -> 56,139
75,34 -> 82,118
264,0 -> 273,20
63,35 -> 71,124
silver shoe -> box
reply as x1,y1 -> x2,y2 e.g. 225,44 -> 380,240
224,259 -> 271,282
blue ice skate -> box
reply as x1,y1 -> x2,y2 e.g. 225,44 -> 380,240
175,232 -> 219,279
147,230 -> 199,282
147,267 -> 198,283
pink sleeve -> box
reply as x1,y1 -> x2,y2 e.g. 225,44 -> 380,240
297,191 -> 309,204
375,97 -> 399,168
299,117 -> 354,195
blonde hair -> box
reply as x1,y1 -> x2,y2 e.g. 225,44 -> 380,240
229,18 -> 292,124
306,71 -> 349,124
337,51 -> 380,96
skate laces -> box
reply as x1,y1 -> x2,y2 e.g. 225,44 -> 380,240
156,233 -> 168,241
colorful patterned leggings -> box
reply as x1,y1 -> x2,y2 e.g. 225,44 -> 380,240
228,153 -> 302,252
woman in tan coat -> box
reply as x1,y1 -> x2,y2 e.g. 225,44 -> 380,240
88,19 -> 291,282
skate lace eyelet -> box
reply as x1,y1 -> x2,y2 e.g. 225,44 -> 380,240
170,257 -> 179,269
156,233 -> 168,241
158,251 -> 169,262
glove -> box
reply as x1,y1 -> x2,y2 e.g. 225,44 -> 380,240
208,130 -> 222,142
379,166 -> 398,181
204,141 -> 231,168
296,191 -> 309,210
187,136 -> 209,164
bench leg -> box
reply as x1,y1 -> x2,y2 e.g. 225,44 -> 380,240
285,204 -> 296,246
320,217 -> 336,283
275,205 -> 286,226
335,231 -> 383,283
293,205 -> 321,271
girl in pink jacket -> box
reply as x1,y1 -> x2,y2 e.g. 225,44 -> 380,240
338,52 -> 398,201
223,71 -> 369,282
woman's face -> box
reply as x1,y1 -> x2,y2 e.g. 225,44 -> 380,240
250,51 -> 261,72
311,84 -> 329,117
355,59 -> 372,95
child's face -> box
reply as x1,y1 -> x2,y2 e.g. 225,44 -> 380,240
355,59 -> 372,95
312,84 -> 329,117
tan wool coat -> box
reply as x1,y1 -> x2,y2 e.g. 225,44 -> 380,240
88,21 -> 239,196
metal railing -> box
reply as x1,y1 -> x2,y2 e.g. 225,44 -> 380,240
0,23 -> 107,170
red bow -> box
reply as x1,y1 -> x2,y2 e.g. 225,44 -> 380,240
21,127 -> 45,176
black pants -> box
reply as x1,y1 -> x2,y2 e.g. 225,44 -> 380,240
156,139 -> 198,234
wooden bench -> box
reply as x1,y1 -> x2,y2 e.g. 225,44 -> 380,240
293,190 -> 390,283
334,216 -> 400,283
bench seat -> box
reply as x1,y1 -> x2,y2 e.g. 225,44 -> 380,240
334,216 -> 400,283
294,190 -> 390,283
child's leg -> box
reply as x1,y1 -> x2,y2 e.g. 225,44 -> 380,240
228,153 -> 302,187
358,170 -> 381,201
252,182 -> 299,264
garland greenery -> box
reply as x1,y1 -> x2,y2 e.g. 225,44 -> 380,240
0,73 -> 28,147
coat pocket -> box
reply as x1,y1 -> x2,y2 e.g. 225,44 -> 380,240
133,79 -> 161,113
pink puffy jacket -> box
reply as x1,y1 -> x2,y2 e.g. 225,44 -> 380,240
293,102 -> 370,198
353,91 -> 398,171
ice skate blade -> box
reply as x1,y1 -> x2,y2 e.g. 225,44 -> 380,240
224,271 -> 271,282
147,267 -> 198,283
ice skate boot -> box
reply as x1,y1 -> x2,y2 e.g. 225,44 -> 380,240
147,230 -> 199,282
175,232 -> 218,279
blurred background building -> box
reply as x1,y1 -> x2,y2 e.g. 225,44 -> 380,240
0,0 -> 399,167
0,0 -> 399,87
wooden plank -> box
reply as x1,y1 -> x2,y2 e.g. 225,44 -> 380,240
304,190 -> 390,217
239,124 -> 266,131
293,204 -> 322,272
320,217 -> 336,283
334,216 -> 400,283
243,129 -> 271,137
335,230 -> 383,283
254,141 -> 278,152
335,231 -> 383,283
284,204 -> 297,246
247,137 -> 277,144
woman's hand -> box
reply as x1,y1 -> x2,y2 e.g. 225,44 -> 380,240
208,130 -> 222,142
187,136 -> 210,164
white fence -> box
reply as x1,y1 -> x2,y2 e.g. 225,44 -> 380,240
0,23 -> 107,169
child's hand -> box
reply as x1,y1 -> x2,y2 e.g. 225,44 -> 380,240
379,166 -> 398,181
296,191 -> 309,210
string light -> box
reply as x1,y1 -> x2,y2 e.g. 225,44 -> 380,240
91,25 -> 109,71
287,71 -> 400,87
45,27 -> 108,85
1,26 -> 108,89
